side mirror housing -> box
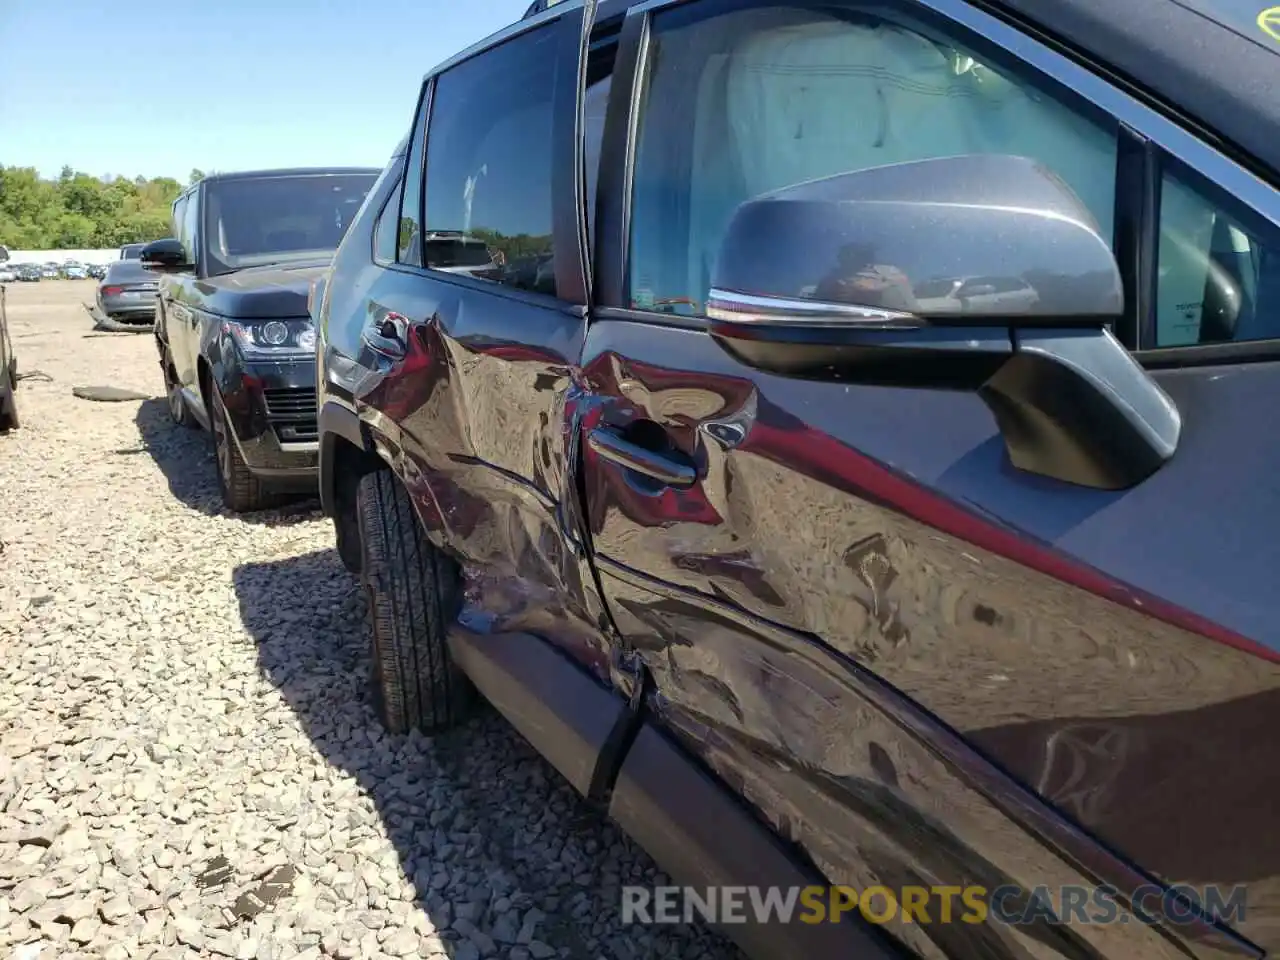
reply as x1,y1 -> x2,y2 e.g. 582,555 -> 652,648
708,154 -> 1179,491
140,238 -> 193,273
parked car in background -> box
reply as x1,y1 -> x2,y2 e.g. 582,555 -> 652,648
119,243 -> 146,260
40,263 -> 58,279
62,263 -> 89,280
143,166 -> 379,512
95,259 -> 159,330
0,282 -> 16,433
15,264 -> 41,282
0,266 -> 15,284
87,263 -> 108,280
313,1 -> 1280,959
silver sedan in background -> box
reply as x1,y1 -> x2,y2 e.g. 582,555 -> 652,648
94,259 -> 158,330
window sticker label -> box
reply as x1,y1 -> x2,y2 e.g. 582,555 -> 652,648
1259,6 -> 1280,43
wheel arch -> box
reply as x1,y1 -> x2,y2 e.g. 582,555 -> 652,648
319,400 -> 386,521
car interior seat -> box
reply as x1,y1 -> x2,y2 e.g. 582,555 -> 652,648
659,11 -> 1121,314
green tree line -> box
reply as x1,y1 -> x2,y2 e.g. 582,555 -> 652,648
0,165 -> 206,249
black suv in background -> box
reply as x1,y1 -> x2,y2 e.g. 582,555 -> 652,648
143,167 -> 378,512
314,1 -> 1280,958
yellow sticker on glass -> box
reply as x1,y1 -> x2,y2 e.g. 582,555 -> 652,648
1258,6 -> 1280,43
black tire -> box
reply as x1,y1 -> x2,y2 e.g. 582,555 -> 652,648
0,384 -> 17,433
161,349 -> 196,429
210,388 -> 270,513
335,495 -> 364,575
356,470 -> 474,734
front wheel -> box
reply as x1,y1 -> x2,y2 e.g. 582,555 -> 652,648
356,470 -> 474,734
0,382 -> 17,434
162,350 -> 195,428
210,388 -> 270,513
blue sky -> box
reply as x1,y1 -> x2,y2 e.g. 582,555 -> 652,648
0,0 -> 533,181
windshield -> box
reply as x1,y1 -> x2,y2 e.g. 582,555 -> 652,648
203,173 -> 377,275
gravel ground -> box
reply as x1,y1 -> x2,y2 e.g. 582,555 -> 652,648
0,281 -> 745,960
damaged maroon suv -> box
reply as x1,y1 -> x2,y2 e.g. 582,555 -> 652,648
312,0 -> 1280,957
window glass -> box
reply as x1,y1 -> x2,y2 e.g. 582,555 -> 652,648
399,87 -> 429,266
171,196 -> 188,253
584,72 -> 612,247
422,26 -> 559,296
203,174 -> 377,276
375,174 -> 404,265
628,4 -> 1118,315
183,191 -> 200,263
1155,165 -> 1280,346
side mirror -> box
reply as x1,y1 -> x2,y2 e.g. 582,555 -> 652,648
140,238 -> 192,273
708,154 -> 1180,491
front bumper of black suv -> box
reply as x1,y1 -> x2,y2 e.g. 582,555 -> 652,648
220,356 -> 318,486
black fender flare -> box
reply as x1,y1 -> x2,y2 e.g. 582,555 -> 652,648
319,399 -> 376,518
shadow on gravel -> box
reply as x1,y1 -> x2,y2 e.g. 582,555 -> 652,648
134,398 -> 321,527
234,548 -> 744,960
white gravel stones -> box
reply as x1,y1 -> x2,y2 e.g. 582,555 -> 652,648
0,283 -> 746,959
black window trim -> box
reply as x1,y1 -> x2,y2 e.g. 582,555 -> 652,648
591,0 -> 1280,368
388,11 -> 588,313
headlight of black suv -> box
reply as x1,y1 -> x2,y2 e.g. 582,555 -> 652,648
224,319 -> 316,359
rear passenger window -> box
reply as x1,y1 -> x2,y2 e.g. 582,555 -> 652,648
626,2 -> 1118,316
171,196 -> 188,250
183,192 -> 200,261
1154,160 -> 1280,346
421,26 -> 559,296
584,39 -> 616,249
374,174 -> 404,265
398,88 -> 430,266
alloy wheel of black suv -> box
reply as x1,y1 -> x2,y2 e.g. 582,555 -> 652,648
0,371 -> 17,433
161,346 -> 194,429
356,470 -> 474,734
210,389 -> 269,513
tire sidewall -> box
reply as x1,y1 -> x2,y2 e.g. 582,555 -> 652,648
355,471 -> 472,733
162,349 -> 188,427
210,389 -> 234,502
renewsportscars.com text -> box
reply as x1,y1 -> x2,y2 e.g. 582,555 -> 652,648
620,884 -> 1248,927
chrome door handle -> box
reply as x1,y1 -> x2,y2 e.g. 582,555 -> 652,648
588,427 -> 697,488
363,312 -> 409,358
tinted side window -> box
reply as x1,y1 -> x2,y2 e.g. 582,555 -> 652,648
1154,160 -> 1280,346
399,86 -> 430,266
171,196 -> 188,252
375,174 -> 404,265
183,191 -> 200,263
584,72 -> 611,248
422,25 -> 559,296
627,3 -> 1118,315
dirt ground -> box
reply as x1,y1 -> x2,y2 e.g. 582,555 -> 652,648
0,279 -> 742,960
